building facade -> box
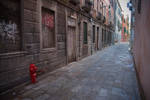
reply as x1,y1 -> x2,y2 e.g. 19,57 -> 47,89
0,0 -> 115,94
128,0 -> 135,51
129,0 -> 150,99
121,15 -> 130,42
114,0 -> 122,43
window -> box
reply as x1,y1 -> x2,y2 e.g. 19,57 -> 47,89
104,30 -> 106,43
42,7 -> 55,48
93,0 -> 94,8
83,22 -> 88,44
93,25 -> 95,43
137,0 -> 141,14
124,27 -> 126,33
97,0 -> 99,11
97,27 -> 99,48
102,29 -> 104,42
102,2 -> 103,15
0,0 -> 21,53
97,27 -> 99,39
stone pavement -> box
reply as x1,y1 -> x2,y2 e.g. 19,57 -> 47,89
13,43 -> 141,100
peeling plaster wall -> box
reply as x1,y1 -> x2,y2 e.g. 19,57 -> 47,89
133,0 -> 150,99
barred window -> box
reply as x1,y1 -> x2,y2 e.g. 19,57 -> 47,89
0,0 -> 21,53
42,7 -> 55,48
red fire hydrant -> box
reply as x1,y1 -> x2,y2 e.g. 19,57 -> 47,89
29,64 -> 37,83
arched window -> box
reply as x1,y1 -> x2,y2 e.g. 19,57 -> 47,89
137,0 -> 141,14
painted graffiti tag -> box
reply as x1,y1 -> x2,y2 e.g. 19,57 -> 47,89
42,13 -> 54,29
0,20 -> 19,43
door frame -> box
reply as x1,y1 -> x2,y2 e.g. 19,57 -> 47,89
66,14 -> 77,64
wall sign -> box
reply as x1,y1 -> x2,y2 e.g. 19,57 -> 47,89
68,17 -> 76,27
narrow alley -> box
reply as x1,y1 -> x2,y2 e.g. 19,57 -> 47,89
1,0 -> 150,99
12,43 -> 140,100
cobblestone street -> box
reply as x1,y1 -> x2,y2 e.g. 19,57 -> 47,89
14,43 -> 141,100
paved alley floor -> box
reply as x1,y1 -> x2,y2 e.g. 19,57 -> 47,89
13,43 -> 141,100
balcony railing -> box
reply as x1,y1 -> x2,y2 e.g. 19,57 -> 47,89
82,0 -> 93,13
85,0 -> 93,6
96,12 -> 102,20
102,16 -> 106,23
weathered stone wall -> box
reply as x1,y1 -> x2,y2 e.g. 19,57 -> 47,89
0,0 -> 67,93
0,0 -> 113,94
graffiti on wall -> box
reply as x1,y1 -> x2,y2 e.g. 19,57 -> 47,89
42,8 -> 55,48
42,13 -> 54,29
0,0 -> 21,53
0,20 -> 19,43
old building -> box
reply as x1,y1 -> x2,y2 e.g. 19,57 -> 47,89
0,0 -> 115,94
121,15 -> 130,42
128,0 -> 135,51
98,0 -> 115,47
128,0 -> 150,99
114,0 -> 122,43
129,0 -> 150,99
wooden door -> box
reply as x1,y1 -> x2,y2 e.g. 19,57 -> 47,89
97,27 -> 99,50
83,22 -> 88,56
68,26 -> 76,63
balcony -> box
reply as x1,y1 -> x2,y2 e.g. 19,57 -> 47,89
96,12 -> 102,20
82,0 -> 93,13
85,0 -> 93,5
108,22 -> 112,27
102,16 -> 106,23
69,0 -> 80,5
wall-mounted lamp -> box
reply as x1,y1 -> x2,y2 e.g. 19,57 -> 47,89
127,1 -> 133,11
